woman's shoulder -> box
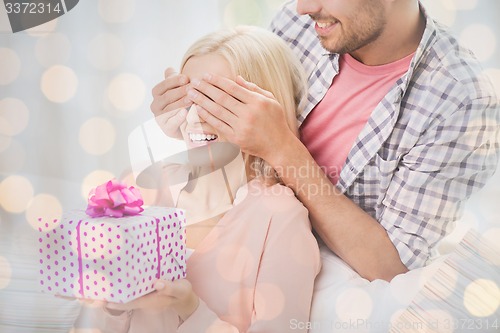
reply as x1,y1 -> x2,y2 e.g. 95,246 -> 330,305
237,178 -> 309,218
245,178 -> 297,199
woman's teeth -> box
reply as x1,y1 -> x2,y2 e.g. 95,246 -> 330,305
189,133 -> 218,142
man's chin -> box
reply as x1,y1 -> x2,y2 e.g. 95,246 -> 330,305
318,38 -> 344,54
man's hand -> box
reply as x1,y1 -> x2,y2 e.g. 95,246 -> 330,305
151,68 -> 192,139
186,74 -> 297,162
106,279 -> 199,321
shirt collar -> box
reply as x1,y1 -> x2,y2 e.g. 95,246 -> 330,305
402,2 -> 438,91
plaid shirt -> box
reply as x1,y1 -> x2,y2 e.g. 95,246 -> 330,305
271,1 -> 500,269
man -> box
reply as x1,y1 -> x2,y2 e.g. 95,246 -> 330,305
150,0 -> 499,282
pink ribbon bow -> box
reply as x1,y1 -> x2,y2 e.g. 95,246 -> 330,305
86,179 -> 144,218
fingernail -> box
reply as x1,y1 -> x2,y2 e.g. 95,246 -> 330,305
187,89 -> 198,99
179,76 -> 189,85
191,78 -> 201,87
203,73 -> 212,81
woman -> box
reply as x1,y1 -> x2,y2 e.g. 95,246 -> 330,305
102,25 -> 320,333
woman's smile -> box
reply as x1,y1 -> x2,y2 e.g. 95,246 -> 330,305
186,130 -> 219,147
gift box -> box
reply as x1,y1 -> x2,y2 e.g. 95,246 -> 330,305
38,206 -> 186,303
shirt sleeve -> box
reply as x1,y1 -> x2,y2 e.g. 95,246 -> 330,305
100,308 -> 132,333
100,307 -> 180,332
178,195 -> 321,332
379,96 -> 500,269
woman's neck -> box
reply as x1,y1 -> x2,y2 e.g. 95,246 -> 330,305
179,152 -> 248,225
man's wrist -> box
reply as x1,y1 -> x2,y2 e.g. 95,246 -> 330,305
266,132 -> 305,171
268,133 -> 320,195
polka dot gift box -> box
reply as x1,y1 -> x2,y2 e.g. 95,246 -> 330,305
37,179 -> 186,303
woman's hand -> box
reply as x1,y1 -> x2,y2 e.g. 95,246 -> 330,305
106,279 -> 199,321
150,67 -> 192,139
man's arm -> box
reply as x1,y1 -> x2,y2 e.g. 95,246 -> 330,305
275,134 -> 408,281
187,74 -> 409,281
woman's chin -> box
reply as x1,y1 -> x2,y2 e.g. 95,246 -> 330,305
185,141 -> 241,170
186,139 -> 217,149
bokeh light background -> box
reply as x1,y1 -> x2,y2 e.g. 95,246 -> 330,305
0,0 -> 499,331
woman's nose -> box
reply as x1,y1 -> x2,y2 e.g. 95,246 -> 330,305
186,104 -> 205,125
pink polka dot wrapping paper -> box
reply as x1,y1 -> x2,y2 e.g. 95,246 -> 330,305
37,206 -> 186,303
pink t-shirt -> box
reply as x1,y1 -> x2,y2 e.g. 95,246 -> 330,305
300,52 -> 414,184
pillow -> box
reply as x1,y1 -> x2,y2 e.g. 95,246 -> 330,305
309,245 -> 447,333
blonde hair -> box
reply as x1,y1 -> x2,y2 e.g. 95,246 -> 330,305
180,25 -> 307,184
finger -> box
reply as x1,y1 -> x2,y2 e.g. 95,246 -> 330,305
187,90 -> 239,127
163,94 -> 193,113
150,85 -> 191,116
192,77 -> 243,114
202,73 -> 260,105
169,108 -> 188,128
88,300 -> 107,308
155,279 -> 191,299
164,67 -> 176,79
106,300 -> 134,311
236,75 -> 275,99
152,74 -> 189,98
156,108 -> 188,135
55,295 -> 76,301
195,105 -> 235,140
106,294 -> 155,311
154,107 -> 184,123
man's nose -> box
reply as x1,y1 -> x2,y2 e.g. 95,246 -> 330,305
296,0 -> 322,15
